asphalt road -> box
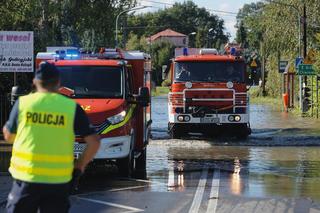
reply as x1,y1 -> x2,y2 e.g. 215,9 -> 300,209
1,96 -> 320,213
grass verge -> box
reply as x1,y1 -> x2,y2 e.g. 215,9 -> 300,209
152,86 -> 169,97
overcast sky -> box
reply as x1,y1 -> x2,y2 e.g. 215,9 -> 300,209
136,0 -> 260,40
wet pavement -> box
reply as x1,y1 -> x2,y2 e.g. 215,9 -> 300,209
2,96 -> 320,212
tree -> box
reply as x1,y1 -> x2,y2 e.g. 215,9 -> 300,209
236,21 -> 248,48
126,33 -> 148,51
150,41 -> 174,85
127,1 -> 228,48
0,0 -> 136,94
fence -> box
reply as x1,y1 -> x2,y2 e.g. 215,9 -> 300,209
0,94 -> 11,173
0,94 -> 10,139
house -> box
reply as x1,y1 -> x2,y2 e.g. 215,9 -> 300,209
148,29 -> 188,47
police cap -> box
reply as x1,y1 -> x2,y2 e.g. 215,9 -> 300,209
35,62 -> 60,82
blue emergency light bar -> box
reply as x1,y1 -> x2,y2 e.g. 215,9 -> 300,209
55,49 -> 80,60
51,47 -> 124,61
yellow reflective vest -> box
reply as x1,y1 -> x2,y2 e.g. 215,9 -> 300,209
9,92 -> 76,184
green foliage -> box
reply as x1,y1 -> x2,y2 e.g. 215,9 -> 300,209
236,2 -> 264,51
126,33 -> 148,51
150,41 -> 175,85
237,0 -> 320,106
127,1 -> 228,48
265,56 -> 282,98
236,21 -> 248,48
0,0 -> 136,93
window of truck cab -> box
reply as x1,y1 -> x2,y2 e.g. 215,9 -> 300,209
173,61 -> 245,83
57,65 -> 124,98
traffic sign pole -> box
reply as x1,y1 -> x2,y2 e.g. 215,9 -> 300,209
299,76 -> 302,110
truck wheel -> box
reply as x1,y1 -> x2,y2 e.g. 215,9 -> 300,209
134,149 -> 147,178
169,126 -> 183,139
236,124 -> 251,140
117,149 -> 134,177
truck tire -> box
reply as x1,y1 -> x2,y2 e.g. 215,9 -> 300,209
236,124 -> 251,140
134,148 -> 146,178
169,125 -> 184,139
117,149 -> 134,177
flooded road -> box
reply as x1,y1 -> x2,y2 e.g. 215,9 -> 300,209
2,96 -> 320,212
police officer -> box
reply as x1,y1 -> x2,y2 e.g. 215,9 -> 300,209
2,62 -> 101,213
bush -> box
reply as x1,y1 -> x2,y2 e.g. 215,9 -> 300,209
265,56 -> 282,97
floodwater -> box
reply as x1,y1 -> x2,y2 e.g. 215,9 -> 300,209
2,96 -> 320,212
147,96 -> 320,203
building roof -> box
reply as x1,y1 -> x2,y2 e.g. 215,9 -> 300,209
149,29 -> 186,41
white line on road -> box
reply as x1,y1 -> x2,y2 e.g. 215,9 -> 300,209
109,185 -> 147,192
189,169 -> 208,213
77,197 -> 144,212
206,169 -> 220,213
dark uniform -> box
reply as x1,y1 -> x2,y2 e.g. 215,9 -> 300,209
5,63 -> 95,213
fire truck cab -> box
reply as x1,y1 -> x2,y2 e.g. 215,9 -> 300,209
36,48 -> 152,177
167,47 -> 251,139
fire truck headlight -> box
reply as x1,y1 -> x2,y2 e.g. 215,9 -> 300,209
226,82 -> 234,89
184,115 -> 191,122
177,115 -> 184,122
108,110 -> 127,124
234,115 -> 241,122
228,115 -> 235,122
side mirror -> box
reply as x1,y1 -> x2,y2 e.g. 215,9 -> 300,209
137,87 -> 150,107
11,86 -> 25,105
162,65 -> 168,80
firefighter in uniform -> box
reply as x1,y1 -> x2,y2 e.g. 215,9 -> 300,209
2,62 -> 101,213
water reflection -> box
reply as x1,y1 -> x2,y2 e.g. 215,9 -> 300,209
230,157 -> 242,195
147,144 -> 320,200
230,173 -> 242,195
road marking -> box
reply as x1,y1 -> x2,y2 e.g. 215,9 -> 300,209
188,169 -> 208,213
206,169 -> 220,213
77,197 -> 144,212
120,178 -> 153,183
109,185 -> 147,192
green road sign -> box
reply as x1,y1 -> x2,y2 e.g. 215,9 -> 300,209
297,64 -> 316,75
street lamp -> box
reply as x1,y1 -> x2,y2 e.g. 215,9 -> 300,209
187,32 -> 196,47
115,6 -> 149,47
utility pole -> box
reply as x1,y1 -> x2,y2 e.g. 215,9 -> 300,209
302,2 -> 308,112
302,3 -> 307,59
302,2 -> 307,86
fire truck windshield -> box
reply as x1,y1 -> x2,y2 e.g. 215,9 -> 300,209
174,61 -> 245,83
58,66 -> 123,98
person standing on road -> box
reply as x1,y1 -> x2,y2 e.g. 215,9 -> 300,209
2,62 -> 100,213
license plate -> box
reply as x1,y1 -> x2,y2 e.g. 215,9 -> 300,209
200,117 -> 220,123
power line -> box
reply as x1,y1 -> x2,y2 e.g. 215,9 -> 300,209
138,0 -> 238,15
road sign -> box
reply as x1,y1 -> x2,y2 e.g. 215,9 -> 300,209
295,57 -> 303,68
285,62 -> 295,73
279,60 -> 288,73
0,31 -> 34,73
250,60 -> 257,68
297,64 -> 316,75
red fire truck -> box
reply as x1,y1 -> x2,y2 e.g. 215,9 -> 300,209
166,47 -> 251,139
36,48 -> 152,177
